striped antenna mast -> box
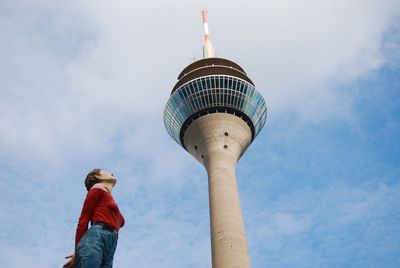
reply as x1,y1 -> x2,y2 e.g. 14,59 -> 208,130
202,10 -> 215,58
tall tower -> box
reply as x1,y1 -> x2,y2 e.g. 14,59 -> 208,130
163,11 -> 267,268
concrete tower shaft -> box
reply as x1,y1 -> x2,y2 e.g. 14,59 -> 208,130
184,113 -> 252,268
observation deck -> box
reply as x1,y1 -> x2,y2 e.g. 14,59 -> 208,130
164,57 -> 267,148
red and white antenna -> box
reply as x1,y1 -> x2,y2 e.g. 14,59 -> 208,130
202,10 -> 215,58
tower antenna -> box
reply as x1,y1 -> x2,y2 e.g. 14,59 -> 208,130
202,10 -> 215,58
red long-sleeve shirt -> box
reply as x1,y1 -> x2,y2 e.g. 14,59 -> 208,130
75,185 -> 125,247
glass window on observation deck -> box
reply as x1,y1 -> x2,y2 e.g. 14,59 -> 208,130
210,76 -> 216,88
219,77 -> 224,88
234,91 -> 240,108
211,89 -> 216,105
232,79 -> 237,91
239,82 -> 244,93
239,92 -> 245,108
193,82 -> 201,106
206,77 -> 211,89
197,92 -> 204,109
182,87 -> 188,98
201,78 -> 207,91
187,88 -> 196,112
188,83 -> 194,95
227,89 -> 232,105
215,76 -> 220,88
228,90 -> 233,107
199,93 -> 206,109
201,78 -> 209,104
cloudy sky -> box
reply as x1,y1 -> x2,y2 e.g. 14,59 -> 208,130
1,0 -> 400,267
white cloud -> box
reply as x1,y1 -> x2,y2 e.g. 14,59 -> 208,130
1,0 -> 399,162
273,212 -> 312,235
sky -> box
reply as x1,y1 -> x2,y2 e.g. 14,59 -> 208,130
0,0 -> 399,267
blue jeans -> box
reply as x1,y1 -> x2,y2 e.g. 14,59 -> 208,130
75,224 -> 118,268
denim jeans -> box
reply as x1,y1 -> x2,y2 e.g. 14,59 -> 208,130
75,224 -> 118,268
